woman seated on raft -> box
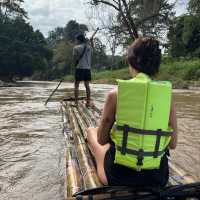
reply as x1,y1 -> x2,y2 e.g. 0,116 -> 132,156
87,37 -> 178,187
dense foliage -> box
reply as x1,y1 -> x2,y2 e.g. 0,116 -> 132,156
0,0 -> 52,81
167,0 -> 200,59
188,0 -> 200,15
168,15 -> 200,58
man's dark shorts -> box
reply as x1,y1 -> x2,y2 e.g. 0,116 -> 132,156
75,68 -> 91,81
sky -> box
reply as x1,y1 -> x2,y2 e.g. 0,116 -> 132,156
24,0 -> 189,37
24,0 -> 89,37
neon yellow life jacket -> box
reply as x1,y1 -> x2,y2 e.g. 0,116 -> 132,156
111,73 -> 173,171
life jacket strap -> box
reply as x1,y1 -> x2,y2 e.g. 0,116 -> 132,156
115,124 -> 170,166
114,124 -> 173,136
116,146 -> 167,157
153,129 -> 162,158
121,124 -> 129,155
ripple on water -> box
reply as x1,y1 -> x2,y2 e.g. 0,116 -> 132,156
0,82 -> 66,200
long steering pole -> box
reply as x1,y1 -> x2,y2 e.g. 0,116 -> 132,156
44,79 -> 63,106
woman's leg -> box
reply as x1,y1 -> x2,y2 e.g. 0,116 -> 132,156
87,127 -> 110,185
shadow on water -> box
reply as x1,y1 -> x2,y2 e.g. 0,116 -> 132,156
0,81 -> 199,200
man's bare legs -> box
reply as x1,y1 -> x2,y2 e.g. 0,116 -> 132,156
84,81 -> 91,106
74,81 -> 80,105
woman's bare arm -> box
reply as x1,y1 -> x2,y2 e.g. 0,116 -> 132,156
169,99 -> 178,149
97,89 -> 117,145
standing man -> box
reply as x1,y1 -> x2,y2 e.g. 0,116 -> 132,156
73,30 -> 98,107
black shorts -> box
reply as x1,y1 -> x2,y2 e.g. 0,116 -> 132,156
104,143 -> 169,187
75,68 -> 91,81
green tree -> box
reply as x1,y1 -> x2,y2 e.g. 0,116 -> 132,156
188,0 -> 200,15
0,0 -> 27,22
168,15 -> 200,57
47,27 -> 64,48
64,20 -> 88,42
51,41 -> 74,78
0,17 -> 52,81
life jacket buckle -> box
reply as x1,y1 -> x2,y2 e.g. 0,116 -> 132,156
137,149 -> 144,166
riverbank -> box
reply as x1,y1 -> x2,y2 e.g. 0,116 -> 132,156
63,69 -> 200,89
64,58 -> 200,89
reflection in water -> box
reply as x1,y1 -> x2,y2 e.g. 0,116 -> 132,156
0,82 -> 199,200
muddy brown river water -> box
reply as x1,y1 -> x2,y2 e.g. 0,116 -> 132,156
0,82 -> 199,200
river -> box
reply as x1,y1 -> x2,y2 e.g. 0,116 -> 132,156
0,82 -> 199,200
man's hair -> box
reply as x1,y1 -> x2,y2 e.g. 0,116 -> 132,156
76,33 -> 86,43
127,37 -> 161,76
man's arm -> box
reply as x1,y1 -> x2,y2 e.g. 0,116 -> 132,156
89,28 -> 99,49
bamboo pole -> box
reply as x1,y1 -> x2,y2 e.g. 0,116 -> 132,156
76,105 -> 91,127
62,103 -> 84,198
79,101 -> 99,127
65,147 -> 83,198
73,108 -> 88,139
45,79 -> 63,105
66,102 -> 103,190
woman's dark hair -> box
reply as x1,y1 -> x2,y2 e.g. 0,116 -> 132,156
127,37 -> 161,76
76,33 -> 86,43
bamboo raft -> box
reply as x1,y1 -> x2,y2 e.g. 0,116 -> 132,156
61,99 -> 197,200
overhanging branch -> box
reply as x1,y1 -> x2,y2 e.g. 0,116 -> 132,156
121,0 -> 138,38
92,0 -> 120,11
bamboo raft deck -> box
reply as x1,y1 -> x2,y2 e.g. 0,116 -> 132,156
61,99 -> 197,200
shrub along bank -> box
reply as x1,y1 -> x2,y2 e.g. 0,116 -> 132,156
64,58 -> 200,89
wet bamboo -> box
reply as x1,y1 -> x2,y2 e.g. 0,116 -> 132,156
91,103 -> 102,115
65,147 -> 83,198
69,103 -> 97,156
79,102 -> 99,127
70,106 -> 102,189
72,107 -> 88,139
62,102 -> 84,197
66,103 -> 102,189
65,103 -> 86,141
76,105 -> 91,127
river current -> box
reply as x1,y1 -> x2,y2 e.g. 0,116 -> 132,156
0,82 -> 199,200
